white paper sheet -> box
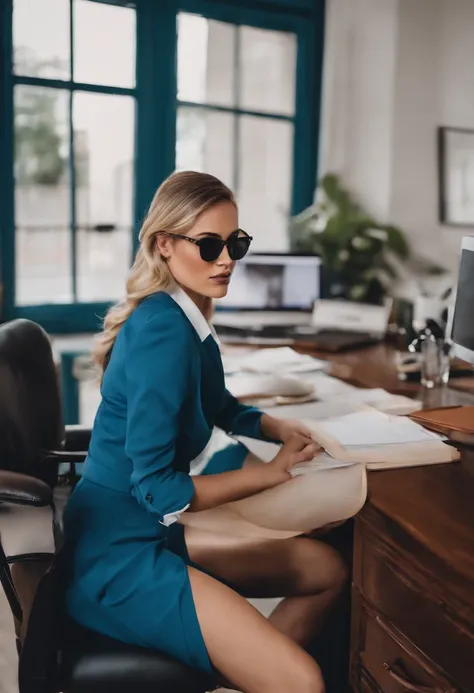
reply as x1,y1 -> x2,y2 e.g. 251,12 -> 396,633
290,454 -> 357,476
234,437 -> 357,475
226,373 -> 315,399
222,347 -> 328,375
302,372 -> 359,399
262,399 -> 367,421
307,410 -> 442,447
335,388 -> 422,413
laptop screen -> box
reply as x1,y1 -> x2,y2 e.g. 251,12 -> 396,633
217,254 -> 321,311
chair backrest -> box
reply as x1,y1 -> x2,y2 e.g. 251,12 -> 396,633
0,319 -> 64,486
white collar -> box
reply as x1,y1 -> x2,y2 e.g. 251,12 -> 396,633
167,286 -> 220,346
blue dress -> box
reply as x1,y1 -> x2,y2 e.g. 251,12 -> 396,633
63,288 -> 264,673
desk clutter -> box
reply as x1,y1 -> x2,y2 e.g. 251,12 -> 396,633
224,347 -> 422,414
223,347 -> 459,472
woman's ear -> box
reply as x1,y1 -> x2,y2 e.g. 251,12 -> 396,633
156,234 -> 172,259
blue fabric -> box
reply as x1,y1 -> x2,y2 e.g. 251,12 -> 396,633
64,292 -> 265,674
201,442 -> 249,475
215,389 -> 263,439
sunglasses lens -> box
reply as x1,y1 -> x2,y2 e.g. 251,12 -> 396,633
198,237 -> 225,262
228,236 -> 251,260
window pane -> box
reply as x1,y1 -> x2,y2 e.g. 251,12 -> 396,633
13,0 -> 70,79
237,116 -> 293,251
73,0 -> 136,88
176,107 -> 234,188
14,86 -> 72,305
239,27 -> 296,116
177,14 -> 235,107
74,92 -> 134,302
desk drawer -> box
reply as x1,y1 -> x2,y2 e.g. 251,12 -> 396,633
356,600 -> 456,693
354,530 -> 474,690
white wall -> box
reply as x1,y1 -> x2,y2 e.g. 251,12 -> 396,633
319,0 -> 399,219
319,0 -> 474,274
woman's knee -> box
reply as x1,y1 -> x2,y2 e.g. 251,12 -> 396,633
293,539 -> 348,593
325,545 -> 348,592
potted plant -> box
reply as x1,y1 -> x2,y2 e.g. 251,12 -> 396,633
289,173 -> 410,304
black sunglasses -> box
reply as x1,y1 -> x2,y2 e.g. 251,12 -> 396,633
161,229 -> 253,262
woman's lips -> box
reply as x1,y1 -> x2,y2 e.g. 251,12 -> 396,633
210,273 -> 231,285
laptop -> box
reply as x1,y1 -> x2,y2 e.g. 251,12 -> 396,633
216,252 -> 320,315
213,253 -> 386,352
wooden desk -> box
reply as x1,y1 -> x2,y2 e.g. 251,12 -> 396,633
224,340 -> 474,691
308,344 -> 474,693
351,453 -> 474,693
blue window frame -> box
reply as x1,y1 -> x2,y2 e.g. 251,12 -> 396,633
0,0 -> 325,334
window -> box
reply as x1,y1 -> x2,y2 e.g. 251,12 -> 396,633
176,15 -> 296,251
0,0 -> 325,332
12,0 -> 136,308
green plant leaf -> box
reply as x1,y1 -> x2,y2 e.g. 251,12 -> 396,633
381,225 -> 410,259
289,173 -> 410,302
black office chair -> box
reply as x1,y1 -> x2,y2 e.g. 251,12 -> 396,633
0,319 -> 215,693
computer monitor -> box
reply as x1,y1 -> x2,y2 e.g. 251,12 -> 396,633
217,253 -> 321,311
450,236 -> 474,364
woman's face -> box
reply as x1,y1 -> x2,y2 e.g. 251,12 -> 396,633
157,201 -> 240,303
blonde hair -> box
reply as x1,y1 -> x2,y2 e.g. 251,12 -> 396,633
94,170 -> 234,375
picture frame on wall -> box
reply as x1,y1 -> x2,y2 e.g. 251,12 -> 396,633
438,126 -> 474,227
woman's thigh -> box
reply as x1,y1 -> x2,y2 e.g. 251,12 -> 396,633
187,566 -> 323,693
186,526 -> 347,598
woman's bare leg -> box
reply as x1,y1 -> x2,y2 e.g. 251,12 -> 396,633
188,565 -> 324,693
186,527 -> 347,649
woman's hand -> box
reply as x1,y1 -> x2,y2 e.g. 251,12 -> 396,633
265,433 -> 320,486
260,414 -> 316,444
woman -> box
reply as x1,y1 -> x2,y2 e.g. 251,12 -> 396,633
64,171 -> 352,693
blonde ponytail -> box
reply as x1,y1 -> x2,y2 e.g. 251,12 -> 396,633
93,171 -> 234,375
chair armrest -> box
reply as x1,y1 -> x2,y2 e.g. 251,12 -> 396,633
0,471 -> 53,507
41,450 -> 87,489
64,425 -> 92,452
42,450 -> 88,464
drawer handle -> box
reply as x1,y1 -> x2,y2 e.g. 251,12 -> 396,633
383,661 -> 457,693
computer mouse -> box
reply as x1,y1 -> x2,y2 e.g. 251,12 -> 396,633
226,373 -> 314,400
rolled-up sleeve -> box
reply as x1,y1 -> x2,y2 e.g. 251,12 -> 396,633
215,389 -> 264,439
125,310 -> 196,523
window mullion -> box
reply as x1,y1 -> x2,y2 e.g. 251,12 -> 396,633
133,0 -> 177,256
291,0 -> 324,216
232,24 -> 240,194
0,0 -> 15,320
69,0 -> 78,301
13,74 -> 137,98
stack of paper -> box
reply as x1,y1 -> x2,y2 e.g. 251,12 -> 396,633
237,409 -> 459,474
255,384 -> 421,419
222,347 -> 328,375
223,347 -> 422,416
304,409 -> 459,469
321,388 -> 422,416
225,372 -> 315,402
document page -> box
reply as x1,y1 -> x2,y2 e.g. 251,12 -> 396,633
309,410 -> 442,447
